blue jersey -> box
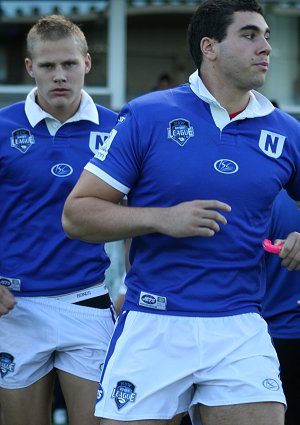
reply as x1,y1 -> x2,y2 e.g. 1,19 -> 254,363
0,91 -> 117,296
85,72 -> 300,317
262,190 -> 300,338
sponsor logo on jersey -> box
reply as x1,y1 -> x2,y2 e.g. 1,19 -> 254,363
262,378 -> 280,391
139,291 -> 167,310
259,130 -> 285,158
51,163 -> 73,177
214,159 -> 239,174
167,118 -> 194,146
0,278 -> 11,287
0,276 -> 21,291
10,128 -> 35,154
0,352 -> 15,378
89,131 -> 112,154
94,129 -> 117,161
111,380 -> 136,409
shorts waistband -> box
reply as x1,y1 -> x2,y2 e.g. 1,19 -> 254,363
74,293 -> 112,309
50,282 -> 108,304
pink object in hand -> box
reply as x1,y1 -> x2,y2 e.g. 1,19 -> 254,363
262,239 -> 284,254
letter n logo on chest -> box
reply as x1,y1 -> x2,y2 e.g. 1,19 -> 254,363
259,130 -> 286,158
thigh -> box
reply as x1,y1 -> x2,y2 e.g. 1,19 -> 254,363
100,415 -> 184,425
199,402 -> 285,425
192,314 -> 286,408
0,298 -> 55,388
58,369 -> 100,425
95,312 -> 195,421
54,301 -> 115,381
0,370 -> 55,425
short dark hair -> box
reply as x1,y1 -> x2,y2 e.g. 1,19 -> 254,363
187,0 -> 264,69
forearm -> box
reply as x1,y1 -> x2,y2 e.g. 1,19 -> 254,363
62,197 -> 163,243
62,195 -> 231,243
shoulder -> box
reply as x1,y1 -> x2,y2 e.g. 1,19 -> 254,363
271,107 -> 300,128
258,107 -> 300,144
122,84 -> 193,125
115,84 -> 197,133
129,84 -> 191,109
95,103 -> 117,116
95,103 -> 118,117
0,101 -> 25,117
94,104 -> 118,127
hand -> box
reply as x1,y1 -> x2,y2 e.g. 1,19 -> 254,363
157,199 -> 231,238
278,231 -> 300,270
0,286 -> 17,316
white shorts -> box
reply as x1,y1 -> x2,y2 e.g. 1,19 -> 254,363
0,295 -> 116,389
95,311 -> 286,420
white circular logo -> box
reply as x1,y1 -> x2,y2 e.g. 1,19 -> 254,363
51,163 -> 73,177
214,159 -> 239,174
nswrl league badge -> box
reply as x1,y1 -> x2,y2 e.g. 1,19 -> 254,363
11,128 -> 35,154
0,352 -> 15,378
112,380 -> 137,409
167,118 -> 194,146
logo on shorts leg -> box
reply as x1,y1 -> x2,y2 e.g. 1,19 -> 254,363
0,352 -> 15,378
111,380 -> 136,409
96,383 -> 104,403
262,378 -> 280,391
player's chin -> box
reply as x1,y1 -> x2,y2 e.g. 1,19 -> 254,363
250,80 -> 265,91
51,97 -> 72,108
254,73 -> 267,87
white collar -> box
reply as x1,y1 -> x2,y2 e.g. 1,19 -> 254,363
189,70 -> 275,129
24,88 -> 99,128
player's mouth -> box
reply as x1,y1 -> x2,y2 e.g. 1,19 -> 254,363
52,88 -> 70,95
255,61 -> 269,72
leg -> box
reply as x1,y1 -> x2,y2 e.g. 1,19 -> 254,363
199,401 -> 285,425
0,370 -> 55,425
273,338 -> 300,425
0,403 -> 3,425
58,369 -> 100,425
52,375 -> 68,425
179,414 -> 192,425
100,415 -> 184,425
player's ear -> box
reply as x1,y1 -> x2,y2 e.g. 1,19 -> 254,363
200,37 -> 217,61
84,53 -> 92,74
25,58 -> 34,78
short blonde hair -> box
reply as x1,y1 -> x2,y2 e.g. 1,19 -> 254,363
26,15 -> 88,58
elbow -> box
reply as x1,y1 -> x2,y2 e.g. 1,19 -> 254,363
61,202 -> 84,241
61,212 -> 79,240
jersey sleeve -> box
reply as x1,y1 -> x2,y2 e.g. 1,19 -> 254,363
85,104 -> 144,194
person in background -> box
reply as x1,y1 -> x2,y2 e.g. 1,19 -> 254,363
262,189 -> 300,425
270,99 -> 279,108
152,73 -> 174,91
0,15 -> 117,425
62,1 -> 300,424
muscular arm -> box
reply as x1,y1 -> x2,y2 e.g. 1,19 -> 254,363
62,170 -> 231,243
